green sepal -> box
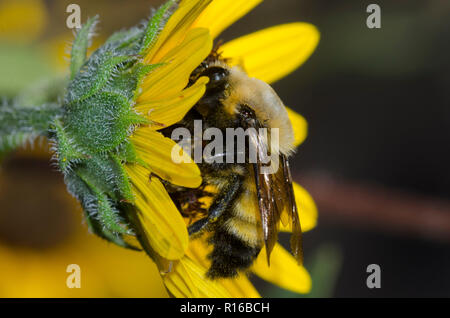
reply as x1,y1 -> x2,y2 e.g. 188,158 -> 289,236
140,0 -> 178,54
51,118 -> 87,172
85,212 -> 133,249
75,160 -> 129,235
76,155 -> 119,199
102,62 -> 163,102
105,26 -> 144,52
131,62 -> 165,101
70,16 -> 99,80
116,140 -> 139,163
96,191 -> 129,235
65,91 -> 135,153
117,139 -> 150,170
65,170 -> 136,248
75,153 -> 133,203
115,139 -> 148,170
110,153 -> 134,202
66,53 -> 134,104
127,112 -> 152,126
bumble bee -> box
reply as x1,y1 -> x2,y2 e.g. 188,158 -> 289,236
161,51 -> 303,278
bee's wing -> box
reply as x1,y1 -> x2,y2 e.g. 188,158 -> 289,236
253,164 -> 278,265
280,155 -> 303,265
249,128 -> 303,266
247,128 -> 275,264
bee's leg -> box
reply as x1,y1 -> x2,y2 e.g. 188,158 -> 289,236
188,174 -> 242,236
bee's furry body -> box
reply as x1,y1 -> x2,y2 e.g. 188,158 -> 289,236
162,57 -> 300,278
198,164 -> 262,278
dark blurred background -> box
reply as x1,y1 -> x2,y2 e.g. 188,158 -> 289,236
0,0 -> 449,297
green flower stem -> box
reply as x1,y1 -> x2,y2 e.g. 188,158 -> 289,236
0,103 -> 62,155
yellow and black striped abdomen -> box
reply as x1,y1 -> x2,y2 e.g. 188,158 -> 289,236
225,177 -> 263,248
206,175 -> 264,278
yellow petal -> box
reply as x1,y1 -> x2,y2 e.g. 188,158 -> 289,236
184,257 -> 233,298
145,0 -> 212,63
221,23 -> 320,84
163,259 -> 200,297
140,27 -> 212,101
131,127 -> 202,188
185,238 -> 212,269
220,276 -> 261,298
191,0 -> 262,39
164,257 -> 232,298
286,107 -> 308,147
125,165 -> 189,260
281,182 -> 318,233
186,239 -> 260,298
252,243 -> 311,294
135,76 -> 209,128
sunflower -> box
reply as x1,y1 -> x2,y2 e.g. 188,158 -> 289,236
123,0 -> 319,297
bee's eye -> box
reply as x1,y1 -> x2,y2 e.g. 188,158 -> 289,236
210,70 -> 227,82
202,67 -> 229,89
203,67 -> 228,80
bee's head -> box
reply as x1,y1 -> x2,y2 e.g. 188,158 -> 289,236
201,65 -> 230,95
203,66 -> 229,86
193,64 -> 231,117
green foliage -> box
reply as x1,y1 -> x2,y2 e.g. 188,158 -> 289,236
115,139 -> 140,164
140,0 -> 178,54
107,62 -> 164,102
64,91 -> 140,153
50,119 -> 86,172
76,165 -> 128,235
110,153 -> 135,202
66,52 -> 134,104
64,170 -> 135,248
70,16 -> 99,80
106,26 -> 144,51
